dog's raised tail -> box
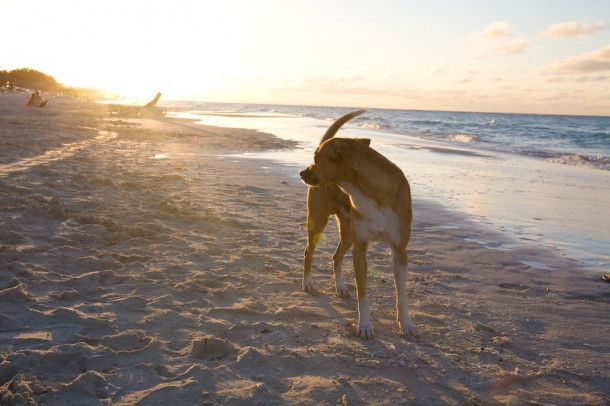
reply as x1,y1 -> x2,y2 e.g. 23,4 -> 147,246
319,109 -> 368,145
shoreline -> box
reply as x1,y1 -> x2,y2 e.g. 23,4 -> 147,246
1,95 -> 609,405
168,107 -> 610,272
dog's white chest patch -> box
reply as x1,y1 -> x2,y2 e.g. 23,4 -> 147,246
340,183 -> 400,244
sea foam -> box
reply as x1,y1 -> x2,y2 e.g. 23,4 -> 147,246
449,133 -> 478,143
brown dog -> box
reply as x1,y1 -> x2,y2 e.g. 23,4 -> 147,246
302,110 -> 367,298
300,117 -> 419,339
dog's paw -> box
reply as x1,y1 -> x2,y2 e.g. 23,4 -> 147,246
335,283 -> 350,299
399,320 -> 421,339
336,289 -> 350,299
302,277 -> 315,293
356,323 -> 374,340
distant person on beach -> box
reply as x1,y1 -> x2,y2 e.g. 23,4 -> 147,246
26,90 -> 48,107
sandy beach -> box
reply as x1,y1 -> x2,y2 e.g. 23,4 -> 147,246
1,93 -> 609,405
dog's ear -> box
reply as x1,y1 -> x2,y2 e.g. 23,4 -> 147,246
355,138 -> 371,147
327,139 -> 352,161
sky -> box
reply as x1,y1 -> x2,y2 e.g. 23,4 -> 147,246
2,0 -> 609,115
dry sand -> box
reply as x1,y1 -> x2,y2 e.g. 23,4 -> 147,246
1,93 -> 609,405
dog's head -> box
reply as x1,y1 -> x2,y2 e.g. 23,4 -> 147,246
300,138 -> 371,186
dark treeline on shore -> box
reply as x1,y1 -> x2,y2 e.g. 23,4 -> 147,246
1,68 -> 62,92
1,67 -> 119,100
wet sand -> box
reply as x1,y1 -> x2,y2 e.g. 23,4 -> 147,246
1,93 -> 609,405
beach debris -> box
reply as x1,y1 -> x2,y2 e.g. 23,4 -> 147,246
108,92 -> 166,117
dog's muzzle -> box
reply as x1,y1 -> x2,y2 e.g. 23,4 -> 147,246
300,167 -> 318,185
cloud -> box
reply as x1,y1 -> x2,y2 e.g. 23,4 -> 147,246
540,45 -> 610,75
541,20 -> 605,38
480,21 -> 513,39
460,22 -> 528,57
545,75 -> 609,83
479,36 -> 529,57
461,21 -> 513,49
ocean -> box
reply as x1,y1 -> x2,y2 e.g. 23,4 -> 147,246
166,101 -> 610,272
167,101 -> 610,172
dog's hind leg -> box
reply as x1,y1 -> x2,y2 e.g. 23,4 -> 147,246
332,207 -> 352,298
392,247 -> 420,338
303,204 -> 330,293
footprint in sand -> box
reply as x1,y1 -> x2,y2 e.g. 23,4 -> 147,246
57,371 -> 109,399
236,347 -> 270,367
190,336 -> 237,360
98,330 -> 152,352
498,282 -> 528,291
497,282 -> 529,296
0,280 -> 33,303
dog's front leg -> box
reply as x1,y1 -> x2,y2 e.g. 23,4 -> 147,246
392,247 -> 420,338
353,240 -> 373,339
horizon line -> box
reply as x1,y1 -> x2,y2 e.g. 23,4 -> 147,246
156,98 -> 610,119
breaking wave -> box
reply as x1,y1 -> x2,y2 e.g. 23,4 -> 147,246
449,133 -> 478,143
